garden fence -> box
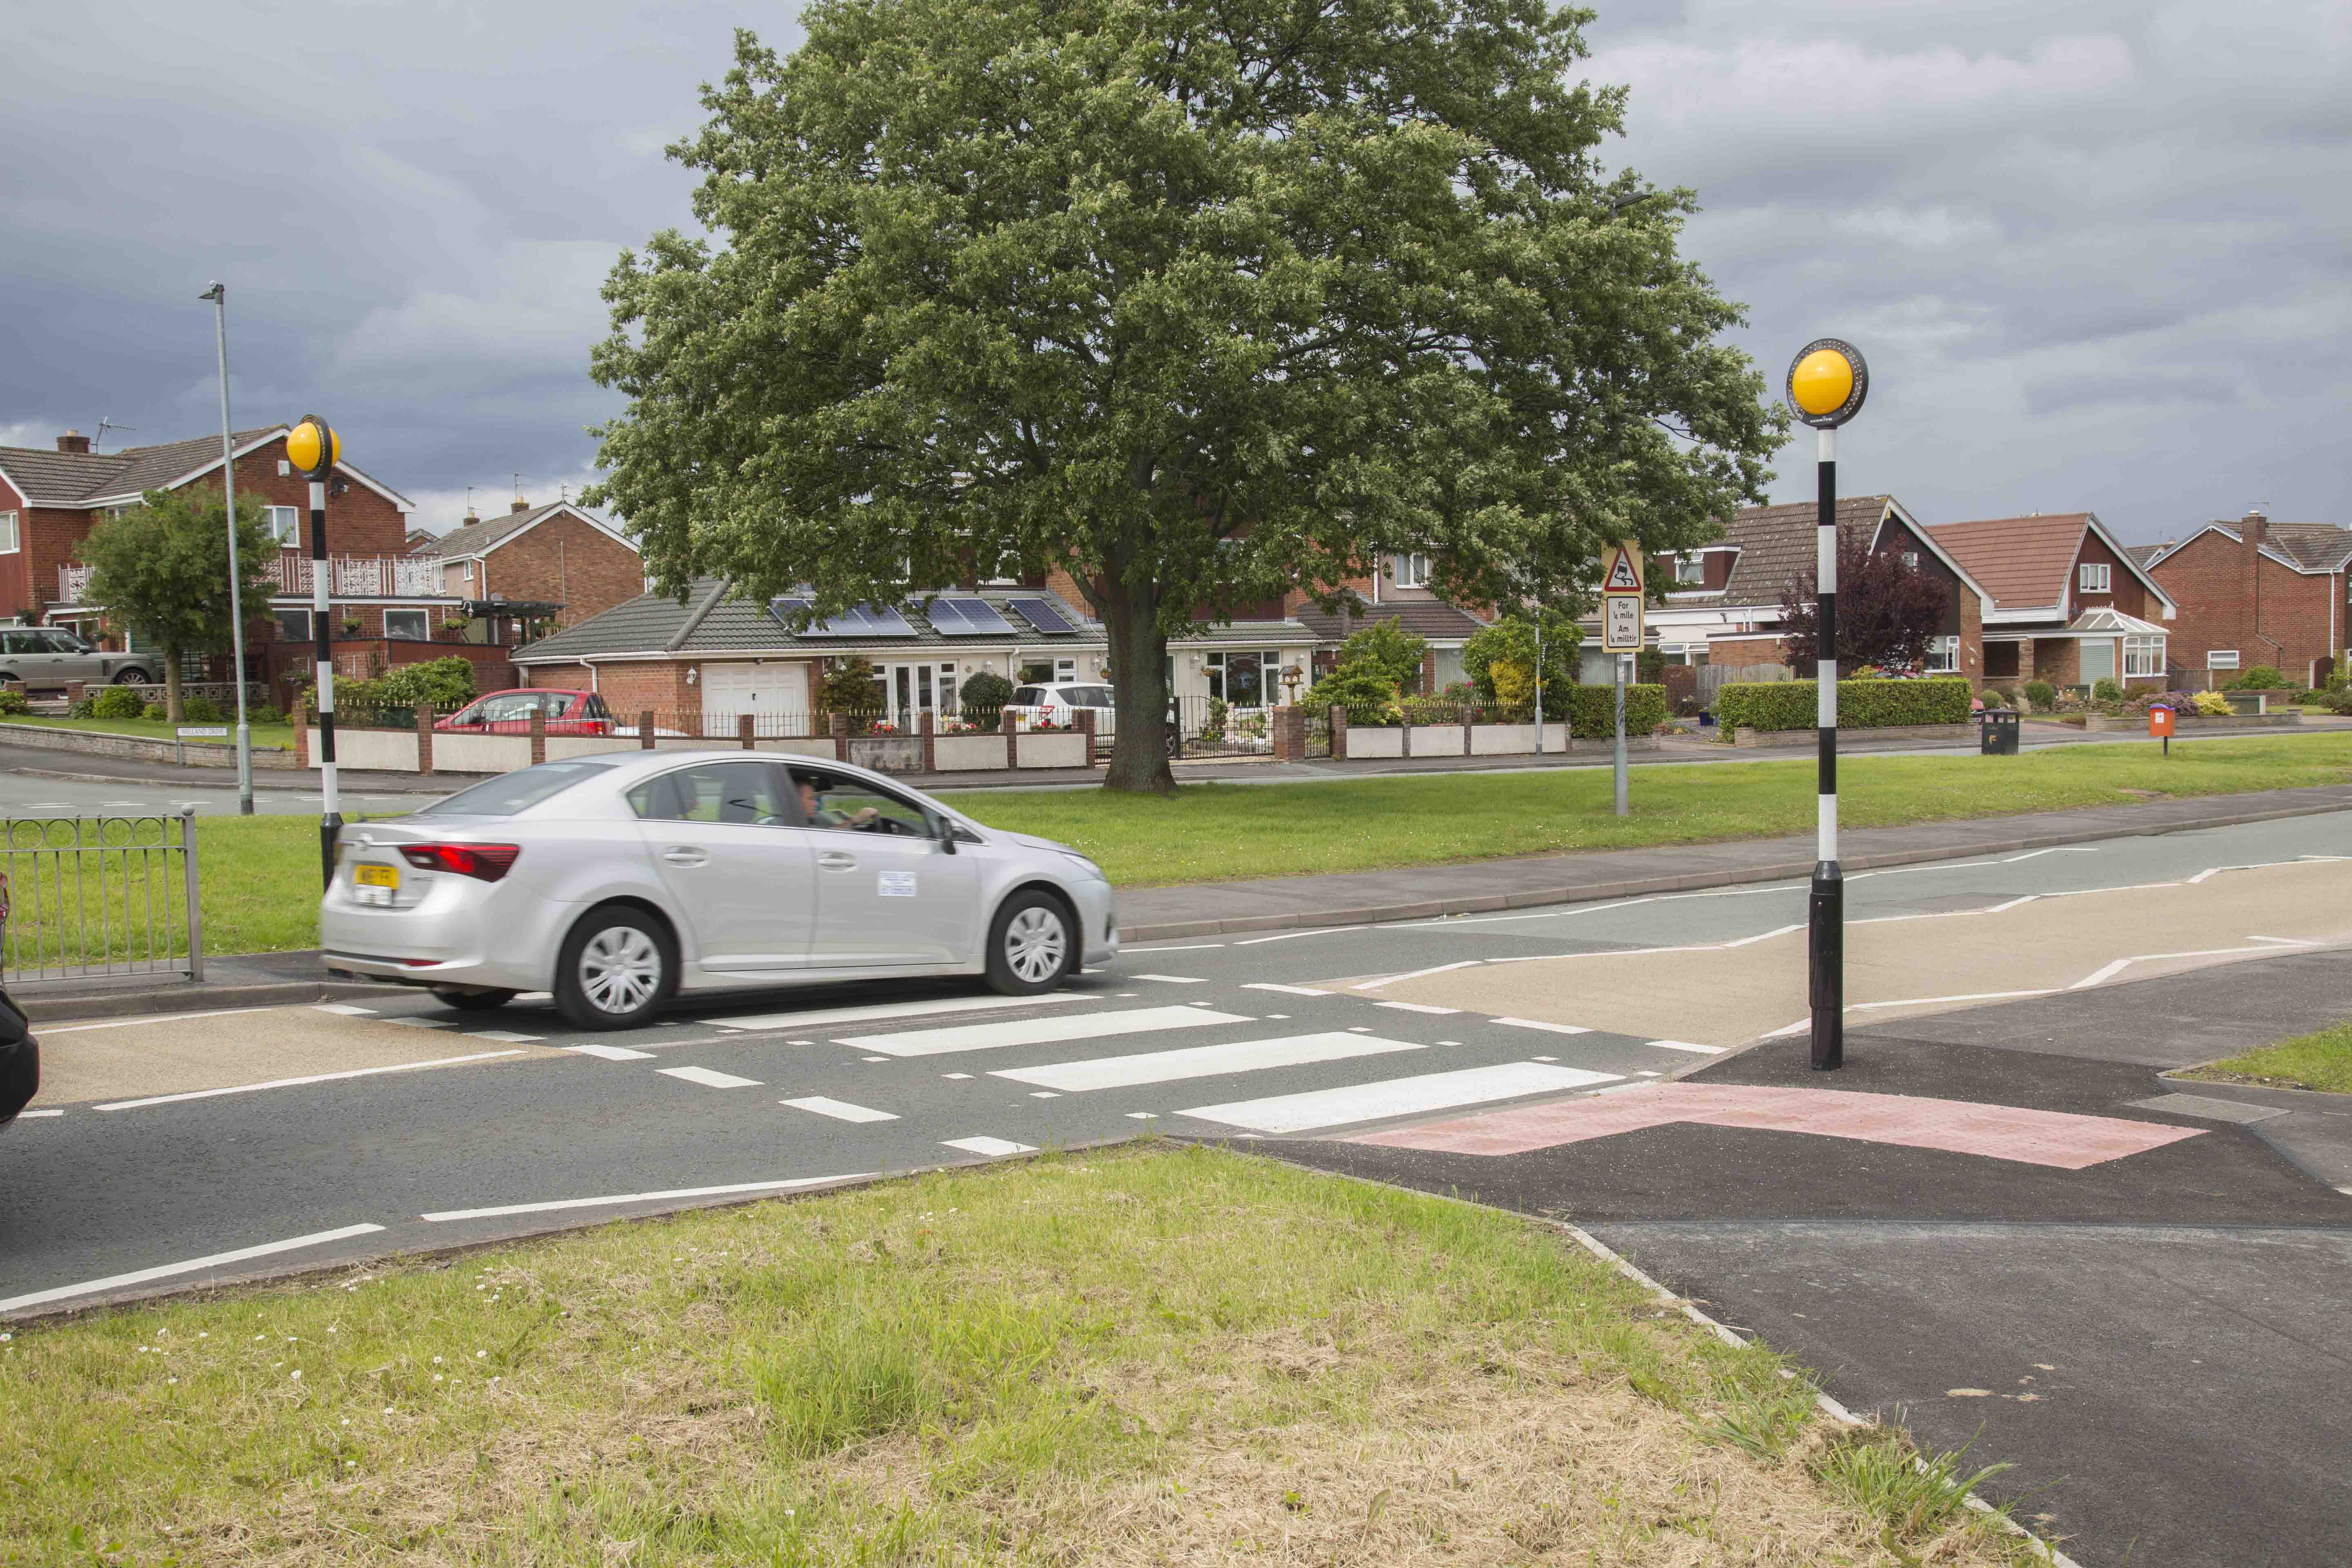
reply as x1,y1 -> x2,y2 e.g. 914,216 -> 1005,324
1,809 -> 202,983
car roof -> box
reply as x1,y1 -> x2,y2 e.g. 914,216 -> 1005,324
572,747 -> 927,795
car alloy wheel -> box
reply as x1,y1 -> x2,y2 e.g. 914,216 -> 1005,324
1003,904 -> 1067,985
579,924 -> 662,1015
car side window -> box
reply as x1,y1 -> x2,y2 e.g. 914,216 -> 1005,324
789,766 -> 931,837
1011,686 -> 1045,705
580,694 -> 612,719
629,761 -> 797,826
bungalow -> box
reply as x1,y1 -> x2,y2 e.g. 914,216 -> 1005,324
2136,510 -> 2348,688
1924,513 -> 2177,690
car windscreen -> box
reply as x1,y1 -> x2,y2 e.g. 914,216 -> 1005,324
414,758 -> 621,817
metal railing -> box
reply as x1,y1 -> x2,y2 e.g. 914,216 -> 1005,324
2,809 -> 203,982
265,552 -> 444,598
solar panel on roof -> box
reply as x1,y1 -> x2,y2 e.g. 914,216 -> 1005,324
768,598 -> 919,637
927,596 -> 1013,634
1006,596 -> 1077,634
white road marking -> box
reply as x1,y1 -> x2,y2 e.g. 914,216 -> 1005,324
1375,1000 -> 1461,1014
422,1175 -> 858,1223
1243,983 -> 1330,997
1129,973 -> 1209,983
0,1224 -> 388,1314
1127,1111 -> 1158,1120
842,1005 -> 1249,1058
1129,943 -> 1227,951
860,1056 -> 887,1062
564,1043 -> 657,1061
658,1066 -> 764,1089
780,1096 -> 898,1123
313,1003 -> 377,1016
1233,927 -> 1350,944
1030,1090 -> 1060,1098
1635,1070 -> 1663,1077
38,1006 -> 283,1034
1646,1040 -> 1725,1055
1849,989 -> 2058,1010
941,1136 -> 1035,1157
96,1050 -> 527,1110
1353,960 -> 1483,989
1722,923 -> 1804,948
1495,1017 -> 1593,1036
465,1030 -> 543,1043
942,1072 -> 973,1080
16,1108 -> 63,1118
1181,1062 -> 1621,1134
704,991 -> 1091,1032
385,1018 -> 457,1029
994,1031 -> 1423,1093
2071,937 -> 2320,990
1532,1055 -> 1557,1062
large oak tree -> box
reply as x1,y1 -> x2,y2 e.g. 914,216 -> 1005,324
588,0 -> 1784,790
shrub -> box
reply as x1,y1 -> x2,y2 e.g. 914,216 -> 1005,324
2228,664 -> 2287,691
66,693 -> 97,719
819,654 -> 885,716
1558,683 -> 1666,740
2193,690 -> 2232,716
2312,687 -> 2352,715
2022,679 -> 2056,710
0,689 -> 29,716
2090,677 -> 2124,702
91,685 -> 146,719
957,670 -> 1011,724
376,655 -> 479,709
141,701 -> 167,720
1335,619 -> 1428,694
2327,668 -> 2349,694
180,693 -> 222,723
1980,686 -> 2014,710
1308,662 -> 1404,725
1713,677 -> 1971,734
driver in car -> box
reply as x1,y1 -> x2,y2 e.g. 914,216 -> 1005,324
796,776 -> 880,831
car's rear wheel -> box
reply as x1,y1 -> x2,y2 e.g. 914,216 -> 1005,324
985,889 -> 1074,996
430,986 -> 516,1013
111,667 -> 149,685
555,907 -> 672,1029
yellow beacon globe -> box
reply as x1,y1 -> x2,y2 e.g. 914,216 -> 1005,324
1789,349 -> 1854,420
285,419 -> 340,475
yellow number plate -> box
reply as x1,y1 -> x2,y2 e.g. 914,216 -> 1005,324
354,864 -> 400,889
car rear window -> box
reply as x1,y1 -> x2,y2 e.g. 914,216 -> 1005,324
1011,686 -> 1046,705
415,758 -> 620,816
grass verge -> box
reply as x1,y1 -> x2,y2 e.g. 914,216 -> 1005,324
2178,1018 -> 2352,1094
0,1147 -> 2038,1565
2,713 -> 296,746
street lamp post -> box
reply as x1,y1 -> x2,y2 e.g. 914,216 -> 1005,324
1786,340 -> 1869,1071
287,414 -> 342,888
198,283 -> 256,817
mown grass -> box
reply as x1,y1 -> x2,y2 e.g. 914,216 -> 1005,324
1,713 -> 296,746
0,1147 -> 2037,1566
18,732 -> 2346,958
2180,1017 -> 2352,1094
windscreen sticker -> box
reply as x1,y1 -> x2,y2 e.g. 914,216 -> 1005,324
878,871 -> 918,898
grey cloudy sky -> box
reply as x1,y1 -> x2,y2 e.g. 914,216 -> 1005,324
5,1 -> 2345,541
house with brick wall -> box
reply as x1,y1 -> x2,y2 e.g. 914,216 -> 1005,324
0,426 -> 541,702
411,500 -> 644,630
1924,513 -> 2177,690
2136,510 -> 2348,688
1613,494 -> 1994,685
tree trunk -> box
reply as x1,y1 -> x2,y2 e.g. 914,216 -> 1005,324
1099,587 -> 1175,794
163,650 -> 183,723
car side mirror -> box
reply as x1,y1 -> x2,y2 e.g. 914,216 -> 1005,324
928,810 -> 958,854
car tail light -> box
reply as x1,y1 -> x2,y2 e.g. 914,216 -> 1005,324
397,843 -> 521,882
587,718 -> 610,735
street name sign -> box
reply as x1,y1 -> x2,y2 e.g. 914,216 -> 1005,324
176,726 -> 229,738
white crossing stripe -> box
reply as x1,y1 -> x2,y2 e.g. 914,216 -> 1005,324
385,1017 -> 456,1029
1647,1040 -> 1726,1055
566,1042 -> 657,1062
942,1136 -> 1035,1158
1129,973 -> 1209,983
843,1005 -> 1250,1058
659,1066 -> 764,1089
993,1031 -> 1423,1093
1243,983 -> 1330,996
705,992 -> 1091,1032
1375,1000 -> 1460,1015
466,1030 -> 544,1043
1495,1017 -> 1593,1036
1180,1062 -> 1622,1134
781,1096 -> 899,1123
313,1003 -> 377,1016
0,1224 -> 389,1314
422,1174 -> 860,1223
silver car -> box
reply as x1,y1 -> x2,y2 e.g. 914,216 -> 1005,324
0,627 -> 152,689
318,751 -> 1118,1028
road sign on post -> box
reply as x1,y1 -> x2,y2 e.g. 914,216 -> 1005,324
1601,539 -> 1643,817
1786,339 -> 1870,1072
287,413 -> 342,890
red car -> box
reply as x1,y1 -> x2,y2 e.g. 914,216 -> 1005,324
435,689 -> 618,736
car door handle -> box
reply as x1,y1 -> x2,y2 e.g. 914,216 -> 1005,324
816,852 -> 858,870
662,846 -> 709,866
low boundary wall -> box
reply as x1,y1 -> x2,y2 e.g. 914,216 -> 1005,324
0,722 -> 298,770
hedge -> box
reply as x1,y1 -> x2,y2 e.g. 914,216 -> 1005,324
1560,683 -> 1666,739
1713,677 -> 1972,733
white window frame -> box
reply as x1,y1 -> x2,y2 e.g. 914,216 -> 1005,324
383,608 -> 429,641
0,510 -> 18,553
1901,551 -> 1920,570
261,506 -> 301,546
1675,553 -> 1704,585
1923,635 -> 1960,674
2123,634 -> 2165,678
2207,648 -> 2239,671
2078,562 -> 2111,593
1392,552 -> 1431,590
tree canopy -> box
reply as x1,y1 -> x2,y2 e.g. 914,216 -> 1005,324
1778,528 -> 1953,671
588,0 -> 1785,789
78,488 -> 275,719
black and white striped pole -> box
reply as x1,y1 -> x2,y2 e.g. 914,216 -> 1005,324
1786,341 -> 1868,1071
287,414 -> 342,889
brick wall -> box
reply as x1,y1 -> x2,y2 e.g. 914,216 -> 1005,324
524,658 -> 697,717
2067,528 -> 2148,620
0,470 -> 30,614
483,511 -> 644,626
1708,635 -> 1789,668
2148,525 -> 2343,684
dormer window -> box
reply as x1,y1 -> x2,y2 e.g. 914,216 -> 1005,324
1392,552 -> 1430,589
2079,562 -> 2111,593
1675,553 -> 1704,585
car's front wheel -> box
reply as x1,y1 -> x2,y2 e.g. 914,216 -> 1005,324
555,906 -> 672,1029
430,986 -> 517,1013
985,889 -> 1075,996
111,667 -> 150,685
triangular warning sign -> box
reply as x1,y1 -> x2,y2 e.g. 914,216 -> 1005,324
1602,546 -> 1642,593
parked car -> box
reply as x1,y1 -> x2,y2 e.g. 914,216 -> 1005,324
1003,682 -> 1116,733
0,875 -> 38,1129
434,689 -> 686,737
0,626 -> 152,690
319,751 -> 1118,1028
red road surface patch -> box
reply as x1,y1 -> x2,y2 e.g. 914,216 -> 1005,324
1350,1085 -> 2204,1170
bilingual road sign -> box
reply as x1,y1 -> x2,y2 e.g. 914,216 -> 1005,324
1602,544 -> 1642,593
1603,593 -> 1642,652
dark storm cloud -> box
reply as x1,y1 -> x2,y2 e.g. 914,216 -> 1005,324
6,2 -> 2345,541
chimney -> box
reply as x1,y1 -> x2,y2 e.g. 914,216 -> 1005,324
56,430 -> 90,454
510,497 -> 532,514
462,508 -> 480,528
2241,507 -> 2268,548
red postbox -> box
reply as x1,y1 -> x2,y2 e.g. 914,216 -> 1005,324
2149,702 -> 2174,755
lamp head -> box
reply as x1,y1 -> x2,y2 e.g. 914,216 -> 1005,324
285,414 -> 340,480
1786,339 -> 1869,429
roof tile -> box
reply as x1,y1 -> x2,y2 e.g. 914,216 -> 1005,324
1923,514 -> 2095,610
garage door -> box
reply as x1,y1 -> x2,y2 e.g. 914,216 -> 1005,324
702,662 -> 810,733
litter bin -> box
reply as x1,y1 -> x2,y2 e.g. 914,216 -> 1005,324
1977,708 -> 2019,756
